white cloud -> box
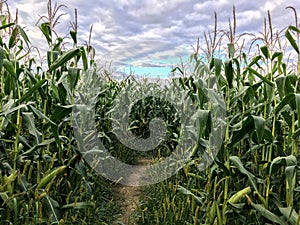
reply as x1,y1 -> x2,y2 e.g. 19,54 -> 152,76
7,0 -> 300,76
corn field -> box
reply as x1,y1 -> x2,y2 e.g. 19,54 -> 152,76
0,1 -> 300,224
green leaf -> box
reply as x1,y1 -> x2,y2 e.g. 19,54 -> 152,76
230,84 -> 261,105
232,58 -> 241,86
248,55 -> 262,67
275,93 -> 295,114
0,192 -> 12,209
40,22 -> 52,44
194,109 -> 210,137
48,47 -> 80,72
244,82 -> 261,104
285,74 -> 297,95
19,138 -> 56,157
272,52 -> 283,74
212,58 -> 222,78
225,60 -> 234,88
0,103 -> 28,117
247,68 -> 273,87
28,105 -> 56,127
230,156 -> 258,192
251,203 -> 287,225
229,116 -> 255,147
285,26 -> 299,54
8,27 -> 18,49
47,51 -> 59,68
17,79 -> 47,104
0,22 -> 15,30
295,94 -> 300,118
51,105 -> 73,123
292,128 -> 300,139
44,194 -> 61,223
68,67 -> 80,90
275,76 -> 286,100
171,66 -> 184,76
3,59 -> 17,79
285,165 -> 296,206
0,46 -> 3,72
269,155 -> 297,175
263,128 -> 273,143
80,47 -> 88,71
252,116 -> 265,143
272,52 -> 283,61
22,112 -> 42,144
230,86 -> 249,104
17,25 -> 31,48
279,207 -> 299,225
28,105 -> 61,149
288,25 -> 300,33
261,45 -> 270,59
177,186 -> 203,206
70,30 -> 77,44
228,43 -> 235,58
53,37 -> 63,51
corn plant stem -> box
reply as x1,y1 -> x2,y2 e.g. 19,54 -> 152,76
286,173 -> 291,207
42,99 -> 47,143
67,91 -> 74,155
268,109 -> 276,162
13,53 -> 20,159
204,170 -> 213,223
240,99 -> 245,158
194,206 -> 199,225
283,126 -> 286,152
12,54 -> 21,196
222,86 -> 231,225
13,108 -> 21,164
34,201 -> 39,223
297,209 -> 300,225
0,69 -> 3,125
266,57 -> 277,209
37,159 -> 41,185
292,111 -> 297,156
294,54 -> 300,155
269,60 -> 276,156
262,99 -> 267,162
296,60 -> 300,89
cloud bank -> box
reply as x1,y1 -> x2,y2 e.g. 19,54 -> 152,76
9,0 -> 300,77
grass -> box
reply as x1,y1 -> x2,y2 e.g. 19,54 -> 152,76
0,1 -> 300,225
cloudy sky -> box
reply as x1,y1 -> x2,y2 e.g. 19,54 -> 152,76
8,0 -> 300,77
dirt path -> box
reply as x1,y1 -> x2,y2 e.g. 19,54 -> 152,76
112,159 -> 151,225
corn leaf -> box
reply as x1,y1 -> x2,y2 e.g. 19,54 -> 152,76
251,203 -> 287,225
279,207 -> 299,225
261,45 -> 270,59
285,26 -> 299,54
48,47 -> 81,72
62,202 -> 94,210
230,156 -> 258,192
17,79 -> 47,104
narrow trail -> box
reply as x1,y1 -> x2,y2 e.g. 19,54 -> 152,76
112,159 -> 152,225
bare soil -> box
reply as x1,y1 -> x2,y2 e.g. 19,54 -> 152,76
112,159 -> 152,225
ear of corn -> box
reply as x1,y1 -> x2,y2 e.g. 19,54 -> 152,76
36,165 -> 67,189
